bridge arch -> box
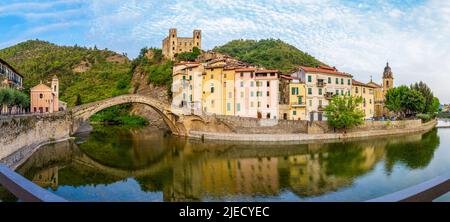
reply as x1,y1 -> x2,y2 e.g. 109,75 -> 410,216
70,94 -> 183,135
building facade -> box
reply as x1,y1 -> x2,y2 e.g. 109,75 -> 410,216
0,58 -> 23,90
234,68 -> 280,119
30,75 -> 65,113
279,75 -> 307,120
171,62 -> 204,115
352,80 -> 375,119
292,65 -> 353,121
162,28 -> 202,60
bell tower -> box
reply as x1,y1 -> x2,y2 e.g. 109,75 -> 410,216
169,28 -> 178,58
382,62 -> 394,95
51,75 -> 59,112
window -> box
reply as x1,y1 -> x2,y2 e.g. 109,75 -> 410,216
336,90 -> 339,95
355,87 -> 359,94
267,81 -> 270,87
227,103 -> 231,111
183,93 -> 186,100
267,91 -> 270,96
258,102 -> 261,107
211,100 -> 215,107
363,88 -> 366,94
46,107 -> 49,112
308,88 -> 312,95
336,78 -> 339,84
251,91 -> 254,97
291,87 -> 298,95
210,86 -> 214,93
298,96 -> 303,104
318,88 -> 322,95
224,74 -> 227,78
240,81 -> 244,87
250,102 -> 254,107
190,95 -> 192,102
189,75 -> 192,80
267,104 -> 270,108
251,81 -> 254,87
341,90 -> 344,95
182,76 -> 186,80
293,110 -> 297,116
341,78 -> 344,85
210,74 -> 213,79
189,85 -> 192,90
39,94 -> 43,99
348,79 -> 351,85
319,100 -> 322,106
237,103 -> 241,111
309,100 -> 312,106
228,92 -> 232,98
240,73 -> 244,77
308,76 -> 312,82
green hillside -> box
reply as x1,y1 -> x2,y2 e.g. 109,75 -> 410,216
0,40 -> 132,107
213,39 -> 324,72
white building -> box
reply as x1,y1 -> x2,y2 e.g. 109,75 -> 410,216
171,62 -> 204,115
292,65 -> 353,121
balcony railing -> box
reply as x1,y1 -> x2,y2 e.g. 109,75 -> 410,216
317,80 -> 326,87
291,102 -> 306,107
325,92 -> 334,100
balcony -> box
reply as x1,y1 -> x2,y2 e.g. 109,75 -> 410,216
318,105 -> 325,111
325,92 -> 334,100
291,102 -> 306,108
317,80 -> 326,87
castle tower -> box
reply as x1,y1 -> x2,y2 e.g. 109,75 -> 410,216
168,28 -> 178,58
51,75 -> 59,112
382,62 -> 394,95
193,29 -> 202,49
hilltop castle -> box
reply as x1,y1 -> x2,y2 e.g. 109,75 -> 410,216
162,28 -> 202,60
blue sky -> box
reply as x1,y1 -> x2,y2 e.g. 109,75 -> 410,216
1,0 -> 449,103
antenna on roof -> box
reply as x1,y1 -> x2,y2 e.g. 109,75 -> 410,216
370,75 -> 372,82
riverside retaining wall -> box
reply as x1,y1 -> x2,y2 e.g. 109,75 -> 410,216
0,112 -> 72,166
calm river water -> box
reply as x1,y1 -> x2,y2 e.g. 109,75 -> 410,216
2,125 -> 450,202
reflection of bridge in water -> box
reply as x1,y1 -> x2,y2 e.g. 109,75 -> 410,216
10,128 -> 438,202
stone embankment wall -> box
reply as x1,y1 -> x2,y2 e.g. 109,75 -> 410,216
188,117 -> 436,142
0,112 -> 71,166
214,115 -> 308,134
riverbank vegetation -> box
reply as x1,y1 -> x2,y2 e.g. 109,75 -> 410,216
324,96 -> 365,130
0,87 -> 29,114
385,82 -> 440,120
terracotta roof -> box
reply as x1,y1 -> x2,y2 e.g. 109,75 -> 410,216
235,68 -> 256,72
352,79 -> 375,88
0,58 -> 24,78
299,66 -> 352,78
255,69 -> 279,73
280,75 -> 293,80
30,83 -> 51,91
174,61 -> 200,66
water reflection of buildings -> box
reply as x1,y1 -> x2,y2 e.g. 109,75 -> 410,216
15,127 -> 439,202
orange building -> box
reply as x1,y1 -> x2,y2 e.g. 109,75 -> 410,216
30,75 -> 65,113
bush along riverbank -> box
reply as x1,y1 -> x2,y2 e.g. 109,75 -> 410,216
89,104 -> 148,127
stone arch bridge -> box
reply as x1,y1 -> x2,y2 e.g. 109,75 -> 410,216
70,94 -> 186,135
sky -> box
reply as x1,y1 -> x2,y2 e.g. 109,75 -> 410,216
0,0 -> 449,103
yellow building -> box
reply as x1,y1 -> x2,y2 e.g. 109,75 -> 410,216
223,67 -> 236,116
202,63 -> 225,115
352,80 -> 375,119
280,75 -> 307,120
162,28 -> 201,60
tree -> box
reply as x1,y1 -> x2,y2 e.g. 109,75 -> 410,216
410,81 -> 434,113
75,94 -> 82,106
385,86 -> 425,118
175,47 -> 201,62
324,96 -> 365,130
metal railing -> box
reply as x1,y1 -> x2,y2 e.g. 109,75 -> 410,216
367,171 -> 450,202
0,164 -> 67,202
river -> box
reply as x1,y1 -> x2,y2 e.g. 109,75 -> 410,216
1,125 -> 450,202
